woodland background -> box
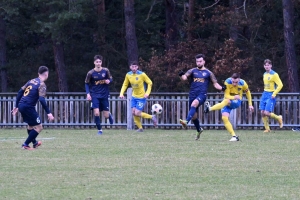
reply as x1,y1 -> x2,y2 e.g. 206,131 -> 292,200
0,0 -> 299,93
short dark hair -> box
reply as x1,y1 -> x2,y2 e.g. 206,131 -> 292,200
231,73 -> 240,79
195,54 -> 205,60
264,59 -> 272,65
38,66 -> 49,74
94,55 -> 103,61
130,61 -> 139,66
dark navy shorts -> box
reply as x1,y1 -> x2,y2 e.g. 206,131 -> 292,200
18,104 -> 41,126
189,93 -> 207,111
91,97 -> 109,111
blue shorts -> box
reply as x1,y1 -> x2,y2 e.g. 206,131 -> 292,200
221,99 -> 241,114
131,97 -> 147,111
259,91 -> 276,112
189,93 -> 207,111
91,98 -> 109,111
18,104 -> 41,126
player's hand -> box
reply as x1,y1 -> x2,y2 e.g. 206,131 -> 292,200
249,106 -> 254,112
47,113 -> 54,121
271,95 -> 275,99
234,95 -> 240,100
221,85 -> 226,91
105,79 -> 110,84
119,95 -> 125,99
178,69 -> 185,77
144,94 -> 149,98
11,107 -> 18,116
86,94 -> 92,101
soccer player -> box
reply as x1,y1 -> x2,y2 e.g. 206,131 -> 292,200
119,61 -> 157,132
259,59 -> 283,132
11,66 -> 54,150
178,54 -> 225,140
204,73 -> 254,141
85,55 -> 114,135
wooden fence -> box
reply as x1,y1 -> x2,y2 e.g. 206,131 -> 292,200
0,90 -> 299,130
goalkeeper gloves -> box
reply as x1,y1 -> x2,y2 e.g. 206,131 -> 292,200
178,69 -> 185,77
221,85 -> 226,91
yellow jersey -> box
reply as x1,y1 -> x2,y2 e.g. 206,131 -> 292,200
224,78 -> 252,106
120,70 -> 152,98
263,70 -> 283,96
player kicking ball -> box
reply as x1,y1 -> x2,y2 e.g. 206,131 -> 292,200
119,61 -> 157,132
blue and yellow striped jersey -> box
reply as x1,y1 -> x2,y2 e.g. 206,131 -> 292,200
224,78 -> 252,106
120,70 -> 152,98
263,70 -> 283,96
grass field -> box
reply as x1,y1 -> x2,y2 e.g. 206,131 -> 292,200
1,128 -> 300,200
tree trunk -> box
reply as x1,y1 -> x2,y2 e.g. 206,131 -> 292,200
0,15 -> 7,92
187,0 -> 195,41
165,0 -> 178,50
53,40 -> 69,92
229,0 -> 243,41
93,0 -> 105,45
282,0 -> 299,92
124,0 -> 139,65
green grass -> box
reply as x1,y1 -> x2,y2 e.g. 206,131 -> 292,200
1,128 -> 300,200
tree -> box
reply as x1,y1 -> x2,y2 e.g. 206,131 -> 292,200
124,0 -> 139,64
164,0 -> 178,50
0,14 -> 7,92
282,0 -> 299,92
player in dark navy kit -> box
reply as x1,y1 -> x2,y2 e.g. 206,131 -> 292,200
85,55 -> 113,135
178,54 -> 225,140
11,66 -> 54,150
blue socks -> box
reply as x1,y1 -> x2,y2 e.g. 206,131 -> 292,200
186,107 -> 196,122
95,116 -> 102,130
192,118 -> 201,132
24,129 -> 39,146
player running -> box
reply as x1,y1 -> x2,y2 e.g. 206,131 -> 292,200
259,59 -> 283,132
119,61 -> 157,132
179,54 -> 225,140
11,66 -> 54,150
204,73 -> 254,141
85,55 -> 114,135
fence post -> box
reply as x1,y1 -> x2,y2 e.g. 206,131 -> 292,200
230,109 -> 237,129
127,88 -> 133,130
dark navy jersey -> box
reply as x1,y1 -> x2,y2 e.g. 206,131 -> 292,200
85,68 -> 112,98
19,78 -> 47,106
185,67 -> 218,98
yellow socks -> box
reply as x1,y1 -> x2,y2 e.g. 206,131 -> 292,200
210,100 -> 228,111
270,113 -> 279,120
133,116 -> 142,129
141,112 -> 152,119
222,116 -> 235,136
262,116 -> 270,131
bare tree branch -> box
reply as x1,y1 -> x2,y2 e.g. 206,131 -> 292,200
145,0 -> 159,22
243,0 -> 247,18
202,0 -> 220,10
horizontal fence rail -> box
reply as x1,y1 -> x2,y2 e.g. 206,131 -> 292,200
0,91 -> 299,130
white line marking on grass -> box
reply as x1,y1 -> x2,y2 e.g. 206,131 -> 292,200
0,137 -> 56,141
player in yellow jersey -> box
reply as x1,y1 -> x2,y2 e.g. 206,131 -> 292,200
119,61 -> 157,132
259,59 -> 283,132
204,73 -> 254,141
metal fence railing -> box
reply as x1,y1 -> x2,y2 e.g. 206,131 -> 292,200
0,90 -> 299,130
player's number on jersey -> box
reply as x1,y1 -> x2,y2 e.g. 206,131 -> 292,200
24,85 -> 32,96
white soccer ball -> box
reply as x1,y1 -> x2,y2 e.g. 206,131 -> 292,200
151,103 -> 163,115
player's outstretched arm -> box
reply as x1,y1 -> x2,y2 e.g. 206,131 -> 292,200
178,69 -> 187,81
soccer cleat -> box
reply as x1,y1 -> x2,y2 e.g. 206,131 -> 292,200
263,130 -> 271,133
22,144 -> 34,150
108,113 -> 114,125
278,115 -> 283,128
33,141 -> 42,148
292,127 -> 300,132
195,127 -> 204,140
229,136 -> 239,142
204,101 -> 210,113
98,130 -> 103,135
152,115 -> 158,127
179,119 -> 188,129
136,129 -> 144,132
